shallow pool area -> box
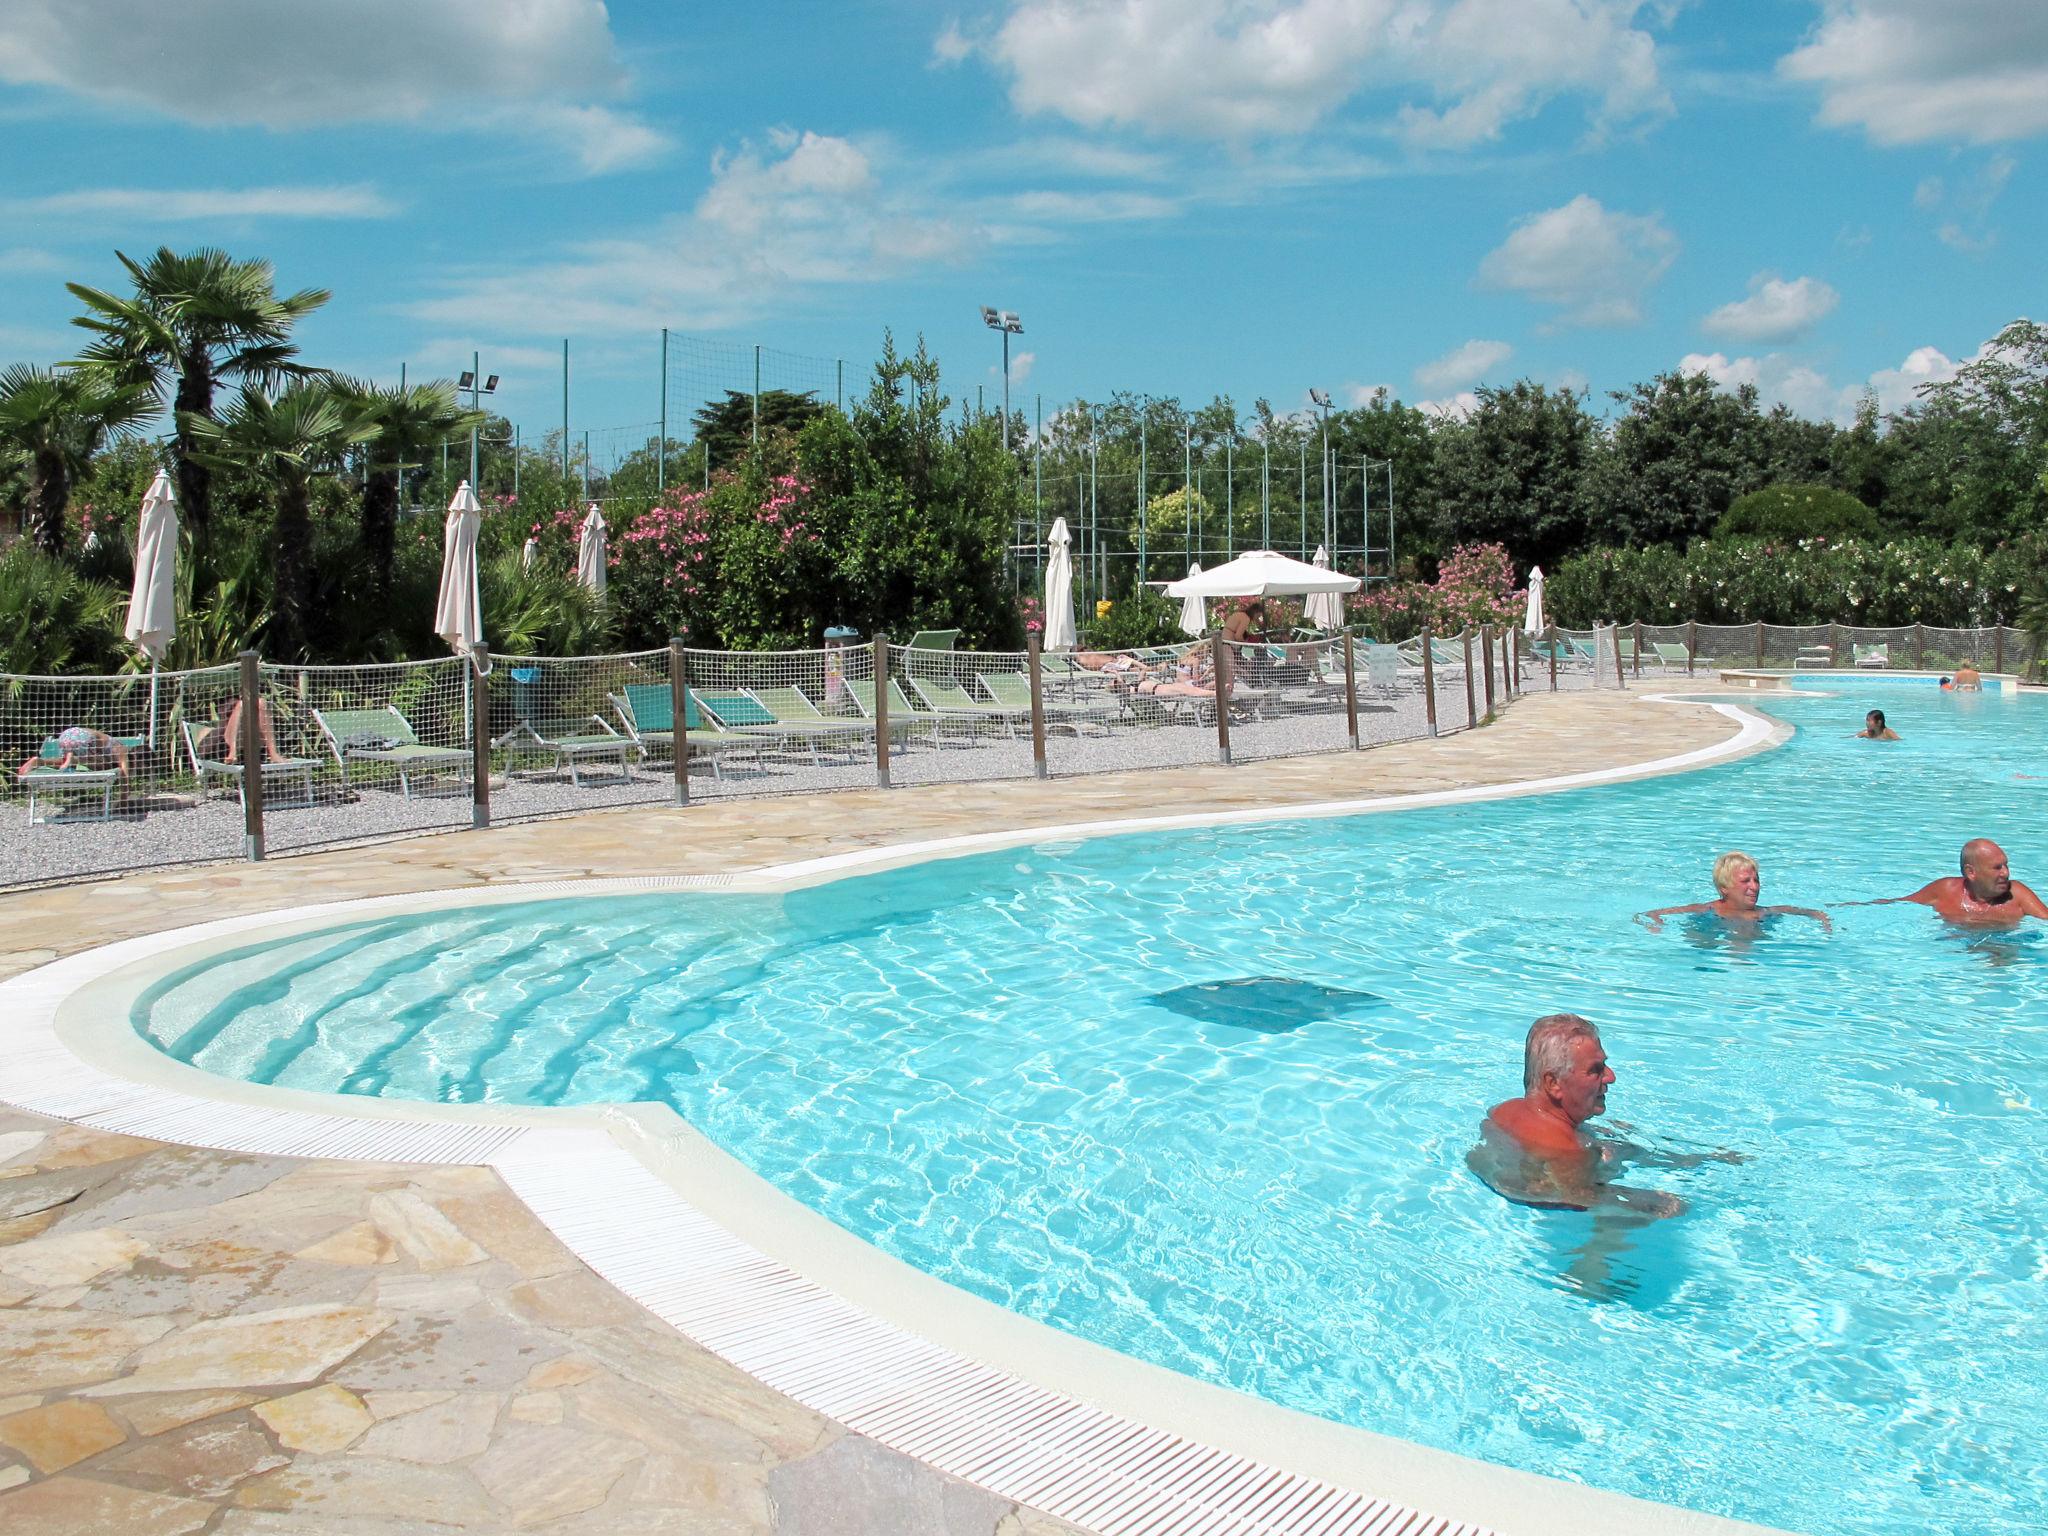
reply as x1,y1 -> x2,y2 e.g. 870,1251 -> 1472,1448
132,683 -> 2048,1536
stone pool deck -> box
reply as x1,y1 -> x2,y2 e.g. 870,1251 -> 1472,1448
0,687 -> 1752,1534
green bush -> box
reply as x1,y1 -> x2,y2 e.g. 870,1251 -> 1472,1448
0,543 -> 126,674
1549,535 -> 2040,627
1717,484 -> 1879,542
1084,585 -> 1187,650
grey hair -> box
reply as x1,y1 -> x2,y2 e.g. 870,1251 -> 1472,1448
1523,1013 -> 1600,1094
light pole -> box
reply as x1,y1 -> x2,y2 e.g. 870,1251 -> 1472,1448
1308,388 -> 1333,555
980,306 -> 1024,452
456,354 -> 499,488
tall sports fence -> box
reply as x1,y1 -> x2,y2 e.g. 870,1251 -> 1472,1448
3,621 -> 2032,892
1,619 -> 1607,890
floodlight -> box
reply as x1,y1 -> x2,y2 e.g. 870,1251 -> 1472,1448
457,371 -> 476,390
483,375 -> 500,393
980,306 -> 1000,326
1309,388 -> 1331,408
1000,311 -> 1023,332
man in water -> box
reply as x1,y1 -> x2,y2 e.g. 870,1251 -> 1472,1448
1855,709 -> 1899,740
1953,662 -> 1983,690
1894,839 -> 2047,925
1468,1014 -> 1735,1216
1638,851 -> 1830,931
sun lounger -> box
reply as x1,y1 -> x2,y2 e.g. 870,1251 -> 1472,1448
181,719 -> 318,808
904,629 -> 960,651
19,754 -> 121,823
845,677 -> 953,746
311,705 -> 471,799
1853,644 -> 1889,669
611,683 -> 763,780
493,717 -> 633,787
910,676 -> 1029,735
976,671 -> 1114,733
1651,642 -> 1692,673
695,688 -> 870,765
1793,645 -> 1833,670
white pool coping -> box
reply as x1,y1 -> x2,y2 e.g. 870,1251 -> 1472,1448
0,695 -> 1793,1536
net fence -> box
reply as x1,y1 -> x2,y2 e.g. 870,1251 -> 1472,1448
3,622 -> 2036,889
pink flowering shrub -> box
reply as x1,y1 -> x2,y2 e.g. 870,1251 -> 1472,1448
1344,542 -> 1527,640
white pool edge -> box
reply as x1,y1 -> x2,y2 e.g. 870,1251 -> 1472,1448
0,694 -> 1792,1536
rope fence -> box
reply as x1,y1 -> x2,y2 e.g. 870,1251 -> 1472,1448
2,621 -> 2034,890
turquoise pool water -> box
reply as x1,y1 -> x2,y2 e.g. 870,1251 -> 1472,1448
136,683 -> 2047,1536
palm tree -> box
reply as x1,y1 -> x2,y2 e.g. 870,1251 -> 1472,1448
184,382 -> 373,657
68,247 -> 330,544
0,364 -> 155,554
336,379 -> 484,591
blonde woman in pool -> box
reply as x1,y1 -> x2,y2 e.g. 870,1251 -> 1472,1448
1638,851 -> 1830,932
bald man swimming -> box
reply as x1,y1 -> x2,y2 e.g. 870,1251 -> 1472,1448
1895,839 -> 2047,926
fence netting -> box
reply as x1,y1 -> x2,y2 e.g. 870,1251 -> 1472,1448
4,623 -> 2037,888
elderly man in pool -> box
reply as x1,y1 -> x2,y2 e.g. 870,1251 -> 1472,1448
1467,1014 -> 1741,1218
1890,839 -> 2048,926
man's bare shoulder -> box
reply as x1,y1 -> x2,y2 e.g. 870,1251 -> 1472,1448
2012,880 -> 2048,918
1903,877 -> 1958,905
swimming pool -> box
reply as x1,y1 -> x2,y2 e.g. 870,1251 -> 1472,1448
133,684 -> 2046,1536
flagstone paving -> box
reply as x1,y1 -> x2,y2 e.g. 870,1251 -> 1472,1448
0,688 -> 1751,1532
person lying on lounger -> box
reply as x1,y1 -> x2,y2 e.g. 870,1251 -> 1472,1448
1878,839 -> 2047,927
1135,653 -> 1217,700
1855,709 -> 1900,740
15,725 -> 129,778
1638,851 -> 1830,932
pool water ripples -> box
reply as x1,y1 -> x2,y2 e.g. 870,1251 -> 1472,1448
135,681 -> 2047,1536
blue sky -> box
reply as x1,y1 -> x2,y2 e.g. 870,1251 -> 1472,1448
2,1 -> 2043,457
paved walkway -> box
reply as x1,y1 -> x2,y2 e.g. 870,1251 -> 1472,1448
0,687 -> 1751,1533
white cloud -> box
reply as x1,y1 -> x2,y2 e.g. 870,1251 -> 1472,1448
1701,273 -> 1839,343
981,0 -> 1668,145
1343,382 -> 1393,406
0,246 -> 64,272
1418,391 -> 1481,420
409,131 -> 981,336
1477,194 -> 1676,327
1414,338 -> 1513,392
7,185 -> 398,222
1913,153 -> 2013,253
932,19 -> 974,66
992,349 -> 1037,389
1779,1 -> 2048,145
1679,340 -> 1973,423
0,0 -> 668,175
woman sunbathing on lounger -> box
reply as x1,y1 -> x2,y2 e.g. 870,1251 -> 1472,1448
195,699 -> 285,764
1137,653 -> 1217,701
16,725 -> 130,778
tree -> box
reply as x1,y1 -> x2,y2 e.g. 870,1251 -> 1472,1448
337,379 -> 483,591
185,382 -> 373,656
1433,382 -> 1602,574
690,389 -> 826,472
1907,318 -> 2048,542
0,364 -> 154,554
1593,371 -> 1769,548
67,247 -> 329,543
1717,484 -> 1879,541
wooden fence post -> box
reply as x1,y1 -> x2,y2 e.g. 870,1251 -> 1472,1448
1026,630 -> 1048,778
1481,626 -> 1496,715
1547,624 -> 1558,692
1632,619 -> 1643,677
873,634 -> 892,788
1462,629 -> 1477,727
1212,635 -> 1233,765
1341,632 -> 1360,749
667,637 -> 689,806
470,645 -> 491,830
1754,621 -> 1766,668
1994,624 -> 2006,675
1914,622 -> 1926,671
1614,625 -> 1627,689
1421,626 -> 1439,737
238,650 -> 264,862
1686,620 -> 1697,676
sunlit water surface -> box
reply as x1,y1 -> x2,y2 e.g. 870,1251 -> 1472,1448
137,679 -> 2048,1535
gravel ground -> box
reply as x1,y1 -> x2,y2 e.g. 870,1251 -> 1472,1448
1,671 -> 1610,890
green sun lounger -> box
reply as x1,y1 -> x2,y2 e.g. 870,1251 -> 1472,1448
845,677 -> 953,746
610,684 -> 763,780
909,676 -> 1029,735
693,689 -> 869,766
976,671 -> 1114,732
493,716 -> 634,787
311,705 -> 470,799
181,719 -> 319,808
